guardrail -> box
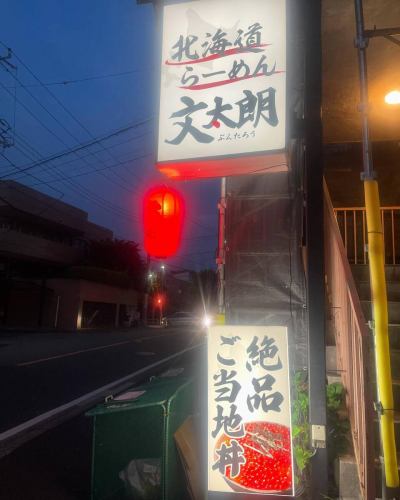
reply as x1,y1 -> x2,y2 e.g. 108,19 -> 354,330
0,343 -> 203,459
334,206 -> 400,265
324,182 -> 375,499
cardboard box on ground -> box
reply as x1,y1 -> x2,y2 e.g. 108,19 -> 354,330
175,416 -> 204,500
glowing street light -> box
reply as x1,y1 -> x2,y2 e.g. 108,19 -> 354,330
384,90 -> 400,105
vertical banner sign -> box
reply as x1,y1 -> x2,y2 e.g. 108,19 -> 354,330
158,0 -> 287,179
208,325 -> 294,496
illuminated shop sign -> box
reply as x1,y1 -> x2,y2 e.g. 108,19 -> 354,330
208,325 -> 294,495
158,0 -> 287,179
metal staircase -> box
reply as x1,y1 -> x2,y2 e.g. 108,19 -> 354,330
330,193 -> 400,498
352,264 -> 400,497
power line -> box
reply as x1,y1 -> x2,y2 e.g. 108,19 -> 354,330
1,151 -> 138,228
10,130 -> 152,196
0,67 -> 144,220
0,67 -> 144,192
12,136 -> 142,195
25,152 -> 152,186
0,62 -> 152,196
0,80 -> 64,152
2,47 -> 149,191
0,54 -> 153,203
3,129 -> 140,223
4,68 -> 154,88
4,146 -> 126,218
2,122 -> 152,178
9,129 -> 147,178
0,44 -> 218,244
1,151 -> 65,199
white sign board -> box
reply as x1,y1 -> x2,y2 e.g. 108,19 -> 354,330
158,0 -> 287,176
208,325 -> 294,495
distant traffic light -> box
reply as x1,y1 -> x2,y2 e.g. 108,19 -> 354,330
143,186 -> 185,258
154,294 -> 165,308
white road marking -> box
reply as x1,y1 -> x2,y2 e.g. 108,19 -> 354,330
16,331 -> 184,367
17,340 -> 132,367
0,343 -> 202,458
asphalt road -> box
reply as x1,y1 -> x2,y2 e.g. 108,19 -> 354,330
0,327 -> 204,500
0,327 -> 201,432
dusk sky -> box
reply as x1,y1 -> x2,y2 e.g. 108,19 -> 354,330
0,0 -> 219,270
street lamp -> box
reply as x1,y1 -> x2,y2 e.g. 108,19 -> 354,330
385,90 -> 400,105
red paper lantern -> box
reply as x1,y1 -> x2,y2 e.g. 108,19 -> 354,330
143,186 -> 185,258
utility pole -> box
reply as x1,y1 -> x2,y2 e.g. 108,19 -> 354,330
0,47 -> 15,68
0,48 -> 16,149
143,254 -> 151,326
304,0 -> 328,497
0,119 -> 13,149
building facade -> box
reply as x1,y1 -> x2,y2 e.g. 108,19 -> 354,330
0,181 -> 139,330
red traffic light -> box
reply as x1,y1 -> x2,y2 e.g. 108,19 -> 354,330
154,294 -> 165,308
143,186 -> 185,259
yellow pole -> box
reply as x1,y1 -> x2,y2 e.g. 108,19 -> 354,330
215,313 -> 225,325
364,179 -> 399,487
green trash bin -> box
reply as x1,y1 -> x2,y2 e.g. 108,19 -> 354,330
87,376 -> 194,500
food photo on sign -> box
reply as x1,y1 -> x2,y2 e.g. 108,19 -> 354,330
207,325 -> 294,496
157,0 -> 287,179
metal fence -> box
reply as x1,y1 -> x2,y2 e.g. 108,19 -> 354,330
334,206 -> 400,265
324,182 -> 376,499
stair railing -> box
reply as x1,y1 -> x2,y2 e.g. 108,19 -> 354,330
334,206 -> 400,265
324,180 -> 376,498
